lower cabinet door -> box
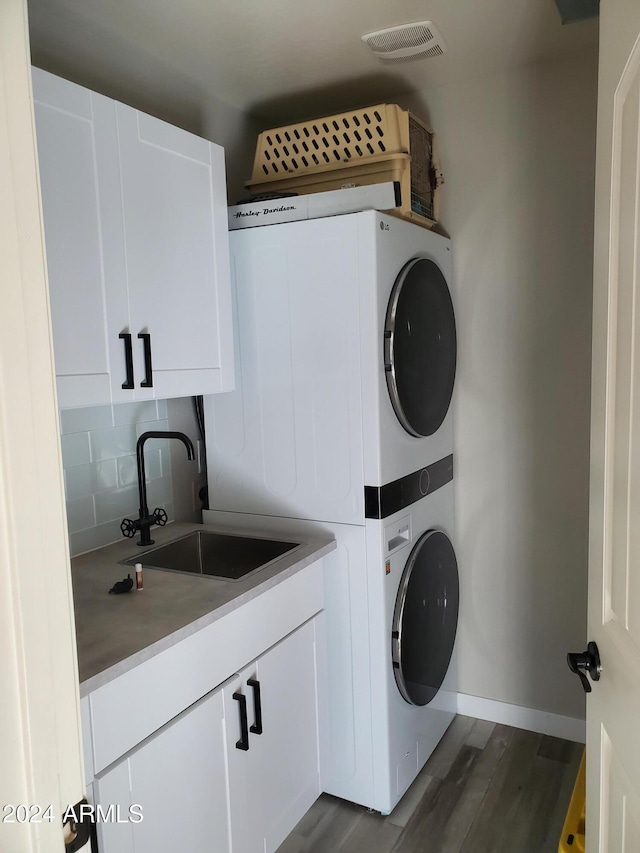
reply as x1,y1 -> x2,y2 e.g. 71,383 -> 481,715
225,619 -> 321,853
94,685 -> 231,853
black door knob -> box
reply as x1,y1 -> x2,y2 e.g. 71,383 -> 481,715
567,641 -> 601,693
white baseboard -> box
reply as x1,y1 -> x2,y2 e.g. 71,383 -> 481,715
457,693 -> 586,744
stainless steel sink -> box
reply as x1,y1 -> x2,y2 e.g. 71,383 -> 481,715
121,530 -> 301,581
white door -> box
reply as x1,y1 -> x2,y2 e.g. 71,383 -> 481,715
586,0 -> 640,848
1,1 -> 86,851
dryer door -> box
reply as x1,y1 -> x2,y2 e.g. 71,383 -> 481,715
392,529 -> 459,706
384,258 -> 456,437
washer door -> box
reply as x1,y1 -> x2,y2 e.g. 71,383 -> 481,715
384,258 -> 457,437
392,529 -> 459,706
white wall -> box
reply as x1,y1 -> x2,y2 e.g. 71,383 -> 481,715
398,54 -> 598,721
201,98 -> 262,203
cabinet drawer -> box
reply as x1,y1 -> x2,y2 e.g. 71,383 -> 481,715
87,560 -> 323,773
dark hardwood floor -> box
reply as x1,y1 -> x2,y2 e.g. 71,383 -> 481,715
278,715 -> 583,853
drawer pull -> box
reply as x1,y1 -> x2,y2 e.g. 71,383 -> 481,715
138,332 -> 153,388
247,678 -> 263,735
233,692 -> 249,751
119,332 -> 134,389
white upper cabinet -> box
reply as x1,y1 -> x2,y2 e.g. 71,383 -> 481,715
32,68 -> 234,408
32,68 -> 115,407
115,104 -> 233,400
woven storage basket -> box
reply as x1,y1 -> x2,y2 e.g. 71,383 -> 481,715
246,104 -> 443,230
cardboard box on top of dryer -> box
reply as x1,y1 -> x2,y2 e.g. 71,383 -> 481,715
228,181 -> 401,230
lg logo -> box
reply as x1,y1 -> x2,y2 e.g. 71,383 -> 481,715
379,221 -> 390,231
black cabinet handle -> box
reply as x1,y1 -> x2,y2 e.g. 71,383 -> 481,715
248,678 -> 263,735
119,333 -> 134,389
233,692 -> 249,751
138,332 -> 153,388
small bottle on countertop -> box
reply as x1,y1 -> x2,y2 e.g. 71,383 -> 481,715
135,563 -> 143,590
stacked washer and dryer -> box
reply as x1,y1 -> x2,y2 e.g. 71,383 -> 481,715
203,208 -> 459,815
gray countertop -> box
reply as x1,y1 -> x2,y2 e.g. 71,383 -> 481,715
72,520 -> 335,696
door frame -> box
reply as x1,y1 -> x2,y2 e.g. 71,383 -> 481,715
0,1 -> 85,850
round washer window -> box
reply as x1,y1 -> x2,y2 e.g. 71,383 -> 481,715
392,529 -> 459,706
384,258 -> 457,437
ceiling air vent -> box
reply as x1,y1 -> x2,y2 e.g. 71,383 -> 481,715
361,21 -> 447,65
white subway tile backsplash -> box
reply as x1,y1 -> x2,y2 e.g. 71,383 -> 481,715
60,400 -> 179,557
61,432 -> 92,467
135,418 -> 170,440
113,401 -> 160,426
145,448 -> 163,482
116,448 -> 162,489
69,503 -> 175,556
66,496 -> 96,533
60,405 -> 114,435
160,447 -> 171,478
147,476 -> 173,508
116,455 -> 138,488
135,421 -> 171,458
70,519 -> 126,557
89,423 -> 137,462
94,483 -> 139,525
64,459 -> 118,501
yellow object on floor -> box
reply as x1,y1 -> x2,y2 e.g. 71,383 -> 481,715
559,748 -> 586,852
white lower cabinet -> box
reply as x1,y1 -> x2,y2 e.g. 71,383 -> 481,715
95,686 -> 231,853
226,618 -> 320,853
92,619 -> 321,853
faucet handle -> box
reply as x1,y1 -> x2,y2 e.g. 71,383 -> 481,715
121,517 -> 138,538
152,508 -> 168,527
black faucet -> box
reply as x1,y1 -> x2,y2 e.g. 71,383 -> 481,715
121,431 -> 195,546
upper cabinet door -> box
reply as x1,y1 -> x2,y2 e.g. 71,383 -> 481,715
33,68 -> 234,409
115,104 -> 234,399
33,69 -> 122,408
